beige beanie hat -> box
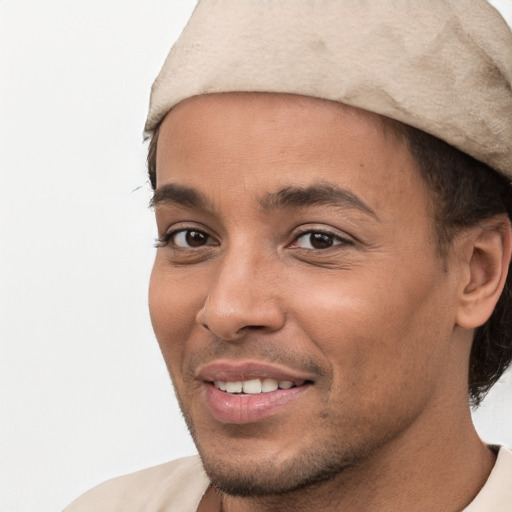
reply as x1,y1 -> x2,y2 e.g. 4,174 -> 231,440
145,0 -> 512,177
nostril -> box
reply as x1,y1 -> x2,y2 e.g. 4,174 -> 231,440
196,294 -> 286,340
201,322 -> 269,341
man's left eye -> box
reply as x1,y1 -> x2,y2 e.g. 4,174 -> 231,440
292,231 -> 347,250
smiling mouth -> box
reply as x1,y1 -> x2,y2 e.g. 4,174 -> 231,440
202,369 -> 313,423
211,378 -> 308,394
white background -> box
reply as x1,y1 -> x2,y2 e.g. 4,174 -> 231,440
1,1 -> 511,511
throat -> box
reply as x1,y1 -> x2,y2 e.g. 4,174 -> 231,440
197,484 -> 223,512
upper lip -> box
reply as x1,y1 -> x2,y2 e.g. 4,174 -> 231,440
196,360 -> 316,384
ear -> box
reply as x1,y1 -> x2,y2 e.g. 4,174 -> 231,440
456,215 -> 512,329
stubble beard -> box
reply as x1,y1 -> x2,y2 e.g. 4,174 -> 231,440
171,349 -> 418,503
198,440 -> 355,499
179,403 -> 379,501
170,349 -> 368,499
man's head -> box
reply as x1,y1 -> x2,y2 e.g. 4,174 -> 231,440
144,0 -> 512,504
147,92 -> 510,498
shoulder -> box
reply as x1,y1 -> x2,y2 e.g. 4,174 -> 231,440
464,446 -> 512,512
63,455 -> 210,512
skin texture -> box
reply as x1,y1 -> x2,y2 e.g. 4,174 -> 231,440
149,93 -> 510,512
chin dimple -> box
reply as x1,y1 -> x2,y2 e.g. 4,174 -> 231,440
213,378 -> 304,394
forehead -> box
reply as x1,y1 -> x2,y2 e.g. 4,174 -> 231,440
159,92 -> 398,160
155,93 -> 431,225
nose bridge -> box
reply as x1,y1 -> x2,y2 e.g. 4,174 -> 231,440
197,241 -> 284,340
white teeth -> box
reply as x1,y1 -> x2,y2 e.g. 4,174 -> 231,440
242,379 -> 262,394
225,381 -> 243,393
261,378 -> 279,392
213,378 -> 301,394
214,381 -> 227,391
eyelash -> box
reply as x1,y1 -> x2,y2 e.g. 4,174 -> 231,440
154,234 -> 170,248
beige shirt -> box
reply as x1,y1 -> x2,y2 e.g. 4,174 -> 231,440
63,447 -> 512,512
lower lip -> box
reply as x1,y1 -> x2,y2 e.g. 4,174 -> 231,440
203,383 -> 311,424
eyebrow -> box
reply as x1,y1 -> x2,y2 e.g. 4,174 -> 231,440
260,183 -> 379,220
151,182 -> 378,220
150,183 -> 213,211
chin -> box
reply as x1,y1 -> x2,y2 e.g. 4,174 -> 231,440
194,437 -> 357,498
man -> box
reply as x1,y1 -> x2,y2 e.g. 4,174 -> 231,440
64,1 -> 512,511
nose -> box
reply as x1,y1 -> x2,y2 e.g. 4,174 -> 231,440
195,249 -> 286,341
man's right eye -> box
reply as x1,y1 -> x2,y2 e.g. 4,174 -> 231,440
156,229 -> 214,249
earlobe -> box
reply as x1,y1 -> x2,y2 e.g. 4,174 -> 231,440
456,215 -> 512,329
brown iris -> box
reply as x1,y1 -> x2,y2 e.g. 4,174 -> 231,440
185,230 -> 208,247
309,232 -> 334,249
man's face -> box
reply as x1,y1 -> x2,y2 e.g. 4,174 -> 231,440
149,93 -> 463,496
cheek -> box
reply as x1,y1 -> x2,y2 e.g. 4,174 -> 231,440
148,262 -> 203,368
288,264 -> 450,400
